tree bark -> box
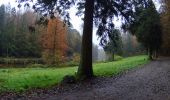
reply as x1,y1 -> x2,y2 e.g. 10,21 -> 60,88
77,0 -> 94,79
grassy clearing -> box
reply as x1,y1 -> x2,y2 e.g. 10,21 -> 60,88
0,55 -> 149,93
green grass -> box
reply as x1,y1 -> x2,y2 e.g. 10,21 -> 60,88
0,55 -> 149,93
94,55 -> 148,76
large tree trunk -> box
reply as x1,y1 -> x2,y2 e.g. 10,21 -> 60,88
77,0 -> 94,79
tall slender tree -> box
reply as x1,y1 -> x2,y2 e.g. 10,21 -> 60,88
0,5 -> 6,56
103,29 -> 122,61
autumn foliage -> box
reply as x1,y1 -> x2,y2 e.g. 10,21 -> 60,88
41,17 -> 68,64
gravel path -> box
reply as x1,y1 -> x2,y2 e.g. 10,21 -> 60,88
1,57 -> 170,100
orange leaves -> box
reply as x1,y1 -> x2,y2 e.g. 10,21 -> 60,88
41,17 -> 68,64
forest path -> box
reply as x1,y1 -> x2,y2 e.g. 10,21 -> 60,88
46,57 -> 170,100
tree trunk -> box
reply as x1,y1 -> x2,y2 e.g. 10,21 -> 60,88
113,53 -> 115,61
148,48 -> 153,60
77,0 -> 94,79
112,51 -> 115,61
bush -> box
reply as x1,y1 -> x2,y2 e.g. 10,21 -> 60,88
61,61 -> 79,67
114,55 -> 123,61
62,75 -> 76,84
72,53 -> 80,63
27,64 -> 47,68
58,53 -> 80,67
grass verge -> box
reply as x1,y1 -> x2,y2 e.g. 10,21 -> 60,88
0,55 -> 149,92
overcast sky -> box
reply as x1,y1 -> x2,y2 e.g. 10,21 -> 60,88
0,0 -> 161,46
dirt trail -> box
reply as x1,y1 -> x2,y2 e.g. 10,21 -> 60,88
2,58 -> 170,100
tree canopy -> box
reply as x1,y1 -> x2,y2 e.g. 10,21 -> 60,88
125,0 -> 162,59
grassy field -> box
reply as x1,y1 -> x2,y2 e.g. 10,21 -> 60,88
0,55 -> 149,93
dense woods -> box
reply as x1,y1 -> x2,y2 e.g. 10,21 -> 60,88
0,5 -> 41,58
0,0 -> 169,79
0,4 -> 84,65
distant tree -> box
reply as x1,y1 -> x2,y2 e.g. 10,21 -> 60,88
67,28 -> 98,62
92,45 -> 98,62
160,0 -> 170,55
121,33 -> 145,57
0,5 -> 6,56
0,5 -> 5,32
103,29 -> 122,61
41,17 -> 68,64
0,4 -> 17,57
66,28 -> 81,57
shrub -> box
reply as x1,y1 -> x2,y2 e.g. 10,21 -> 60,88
27,64 -> 47,68
0,58 -> 44,66
72,53 -> 80,63
114,55 -> 123,61
62,75 -> 76,84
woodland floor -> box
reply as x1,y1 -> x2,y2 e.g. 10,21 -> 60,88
1,57 -> 170,100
